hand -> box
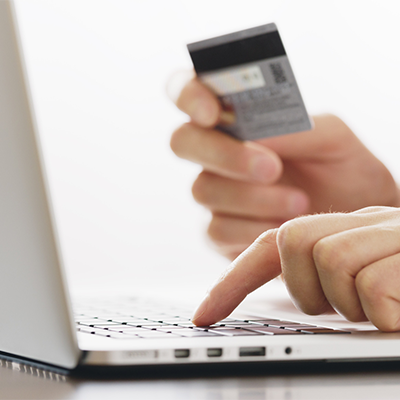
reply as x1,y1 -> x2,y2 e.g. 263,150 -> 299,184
170,78 -> 400,260
192,206 -> 400,332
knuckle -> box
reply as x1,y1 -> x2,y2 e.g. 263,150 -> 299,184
276,218 -> 308,254
355,267 -> 384,306
255,228 -> 279,249
355,267 -> 400,331
312,239 -> 332,271
313,237 -> 353,276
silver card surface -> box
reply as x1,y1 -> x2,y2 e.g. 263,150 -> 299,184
188,24 -> 312,141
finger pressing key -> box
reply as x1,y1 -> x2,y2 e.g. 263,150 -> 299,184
192,229 -> 281,326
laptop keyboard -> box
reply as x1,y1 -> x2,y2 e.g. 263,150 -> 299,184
74,298 -> 351,339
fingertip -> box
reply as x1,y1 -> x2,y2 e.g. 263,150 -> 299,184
192,97 -> 220,127
244,141 -> 283,184
193,234 -> 282,326
192,314 -> 217,327
288,191 -> 310,216
192,289 -> 236,326
192,299 -> 237,327
166,70 -> 195,103
192,294 -> 210,325
257,227 -> 280,242
192,278 -> 246,326
169,123 -> 190,158
176,79 -> 220,127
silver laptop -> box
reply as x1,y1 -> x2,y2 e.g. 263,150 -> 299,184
1,0 -> 400,374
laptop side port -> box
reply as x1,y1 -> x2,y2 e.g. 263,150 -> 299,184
239,347 -> 266,357
174,349 -> 190,358
207,348 -> 223,358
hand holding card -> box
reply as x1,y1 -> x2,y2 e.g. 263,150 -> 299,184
171,26 -> 399,261
187,23 -> 312,141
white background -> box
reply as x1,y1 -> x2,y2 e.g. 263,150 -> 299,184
13,1 -> 400,299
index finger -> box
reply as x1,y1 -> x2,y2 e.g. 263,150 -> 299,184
192,229 -> 281,326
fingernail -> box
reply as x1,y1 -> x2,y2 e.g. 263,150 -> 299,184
192,294 -> 210,323
166,70 -> 194,103
191,99 -> 216,126
249,154 -> 277,183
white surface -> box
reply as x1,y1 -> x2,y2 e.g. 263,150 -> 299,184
12,1 -> 400,300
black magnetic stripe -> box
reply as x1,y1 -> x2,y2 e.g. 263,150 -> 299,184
189,31 -> 286,74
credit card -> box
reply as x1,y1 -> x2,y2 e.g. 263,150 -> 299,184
187,23 -> 312,141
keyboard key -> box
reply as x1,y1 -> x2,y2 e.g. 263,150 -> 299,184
160,319 -> 191,324
207,328 -> 262,336
142,314 -> 179,320
246,327 -> 302,335
284,325 -> 319,331
137,331 -> 181,339
176,322 -> 198,327
231,315 -> 274,321
221,322 -> 263,327
300,328 -> 351,334
179,331 -> 220,338
251,320 -> 295,326
78,326 -> 114,337
79,321 -> 122,327
109,333 -> 141,339
78,326 -> 103,334
193,325 -> 223,331
107,327 -> 145,334
131,323 -> 169,328
75,316 -> 103,322
267,323 -> 313,329
156,327 -> 190,333
77,318 -> 109,324
109,318 -> 148,324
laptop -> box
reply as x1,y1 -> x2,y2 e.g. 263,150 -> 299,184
1,0 -> 400,374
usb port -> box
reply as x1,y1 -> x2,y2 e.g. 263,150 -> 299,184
239,347 -> 266,357
207,348 -> 223,358
174,349 -> 190,358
